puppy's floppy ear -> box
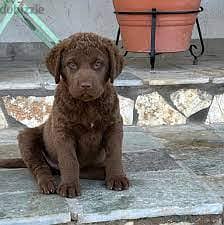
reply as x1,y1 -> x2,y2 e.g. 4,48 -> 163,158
103,38 -> 124,83
45,41 -> 65,84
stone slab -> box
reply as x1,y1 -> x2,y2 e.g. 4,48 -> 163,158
0,168 -> 37,194
123,126 -> 145,133
213,77 -> 224,84
166,147 -> 224,176
0,192 -> 70,225
0,61 -> 39,72
125,67 -> 210,86
123,151 -> 180,173
200,175 -> 224,201
0,129 -> 165,159
209,123 -> 224,132
80,215 -> 222,225
115,72 -> 143,87
0,169 -> 71,225
40,71 -> 144,90
144,124 -> 208,134
123,131 -> 165,152
0,128 -> 20,144
0,144 -> 20,159
123,54 -> 224,86
67,170 -> 222,224
38,72 -> 56,90
0,71 -> 41,90
148,128 -> 224,150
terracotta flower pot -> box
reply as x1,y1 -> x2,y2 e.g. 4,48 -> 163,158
113,0 -> 202,53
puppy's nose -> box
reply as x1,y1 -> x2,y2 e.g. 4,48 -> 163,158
80,82 -> 92,89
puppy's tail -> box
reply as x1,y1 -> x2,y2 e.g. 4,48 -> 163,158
0,158 -> 26,168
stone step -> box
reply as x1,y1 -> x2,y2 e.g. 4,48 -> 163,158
0,61 -> 143,93
1,125 -> 224,224
0,53 -> 224,92
1,52 -> 224,130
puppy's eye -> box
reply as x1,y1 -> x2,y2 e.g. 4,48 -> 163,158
93,60 -> 103,70
67,62 -> 77,70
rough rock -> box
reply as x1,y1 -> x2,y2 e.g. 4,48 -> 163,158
206,94 -> 224,124
135,92 -> 186,126
119,95 -> 134,125
2,96 -> 54,127
171,89 -> 212,117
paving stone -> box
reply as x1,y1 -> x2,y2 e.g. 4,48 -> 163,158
123,151 -> 180,173
0,128 -> 20,144
125,68 -> 210,86
115,71 -> 143,87
82,215 -> 222,225
206,125 -> 224,148
208,123 -> 224,138
200,176 -> 224,201
0,168 -> 37,193
147,128 -> 224,150
209,123 -> 224,132
0,71 -> 41,90
40,70 -> 143,91
0,192 -> 70,225
0,129 -> 165,159
0,168 -> 71,225
39,72 -> 56,90
123,126 -> 145,133
166,148 -> 224,176
198,68 -> 224,84
135,92 -> 186,126
158,223 -> 193,225
123,131 -> 165,152
213,77 -> 224,84
170,89 -> 212,117
144,124 -> 208,135
0,144 -> 20,159
0,61 -> 38,72
67,170 -> 222,224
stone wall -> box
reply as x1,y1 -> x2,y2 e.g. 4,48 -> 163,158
0,95 -> 134,128
0,85 -> 224,129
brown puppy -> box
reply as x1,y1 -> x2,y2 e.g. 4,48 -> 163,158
17,33 -> 129,198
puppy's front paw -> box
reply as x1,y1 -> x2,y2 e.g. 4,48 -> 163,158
57,180 -> 81,198
38,176 -> 57,194
106,175 -> 130,191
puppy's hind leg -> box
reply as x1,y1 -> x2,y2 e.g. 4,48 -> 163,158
17,126 -> 57,194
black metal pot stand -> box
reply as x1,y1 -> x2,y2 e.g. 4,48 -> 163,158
114,7 -> 204,69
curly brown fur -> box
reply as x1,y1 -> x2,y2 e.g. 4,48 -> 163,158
9,33 -> 129,198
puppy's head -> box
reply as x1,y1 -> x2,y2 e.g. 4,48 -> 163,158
46,33 -> 124,102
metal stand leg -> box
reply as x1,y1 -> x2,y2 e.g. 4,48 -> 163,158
116,27 -> 120,46
150,8 -> 157,70
189,18 -> 205,65
116,27 -> 128,56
